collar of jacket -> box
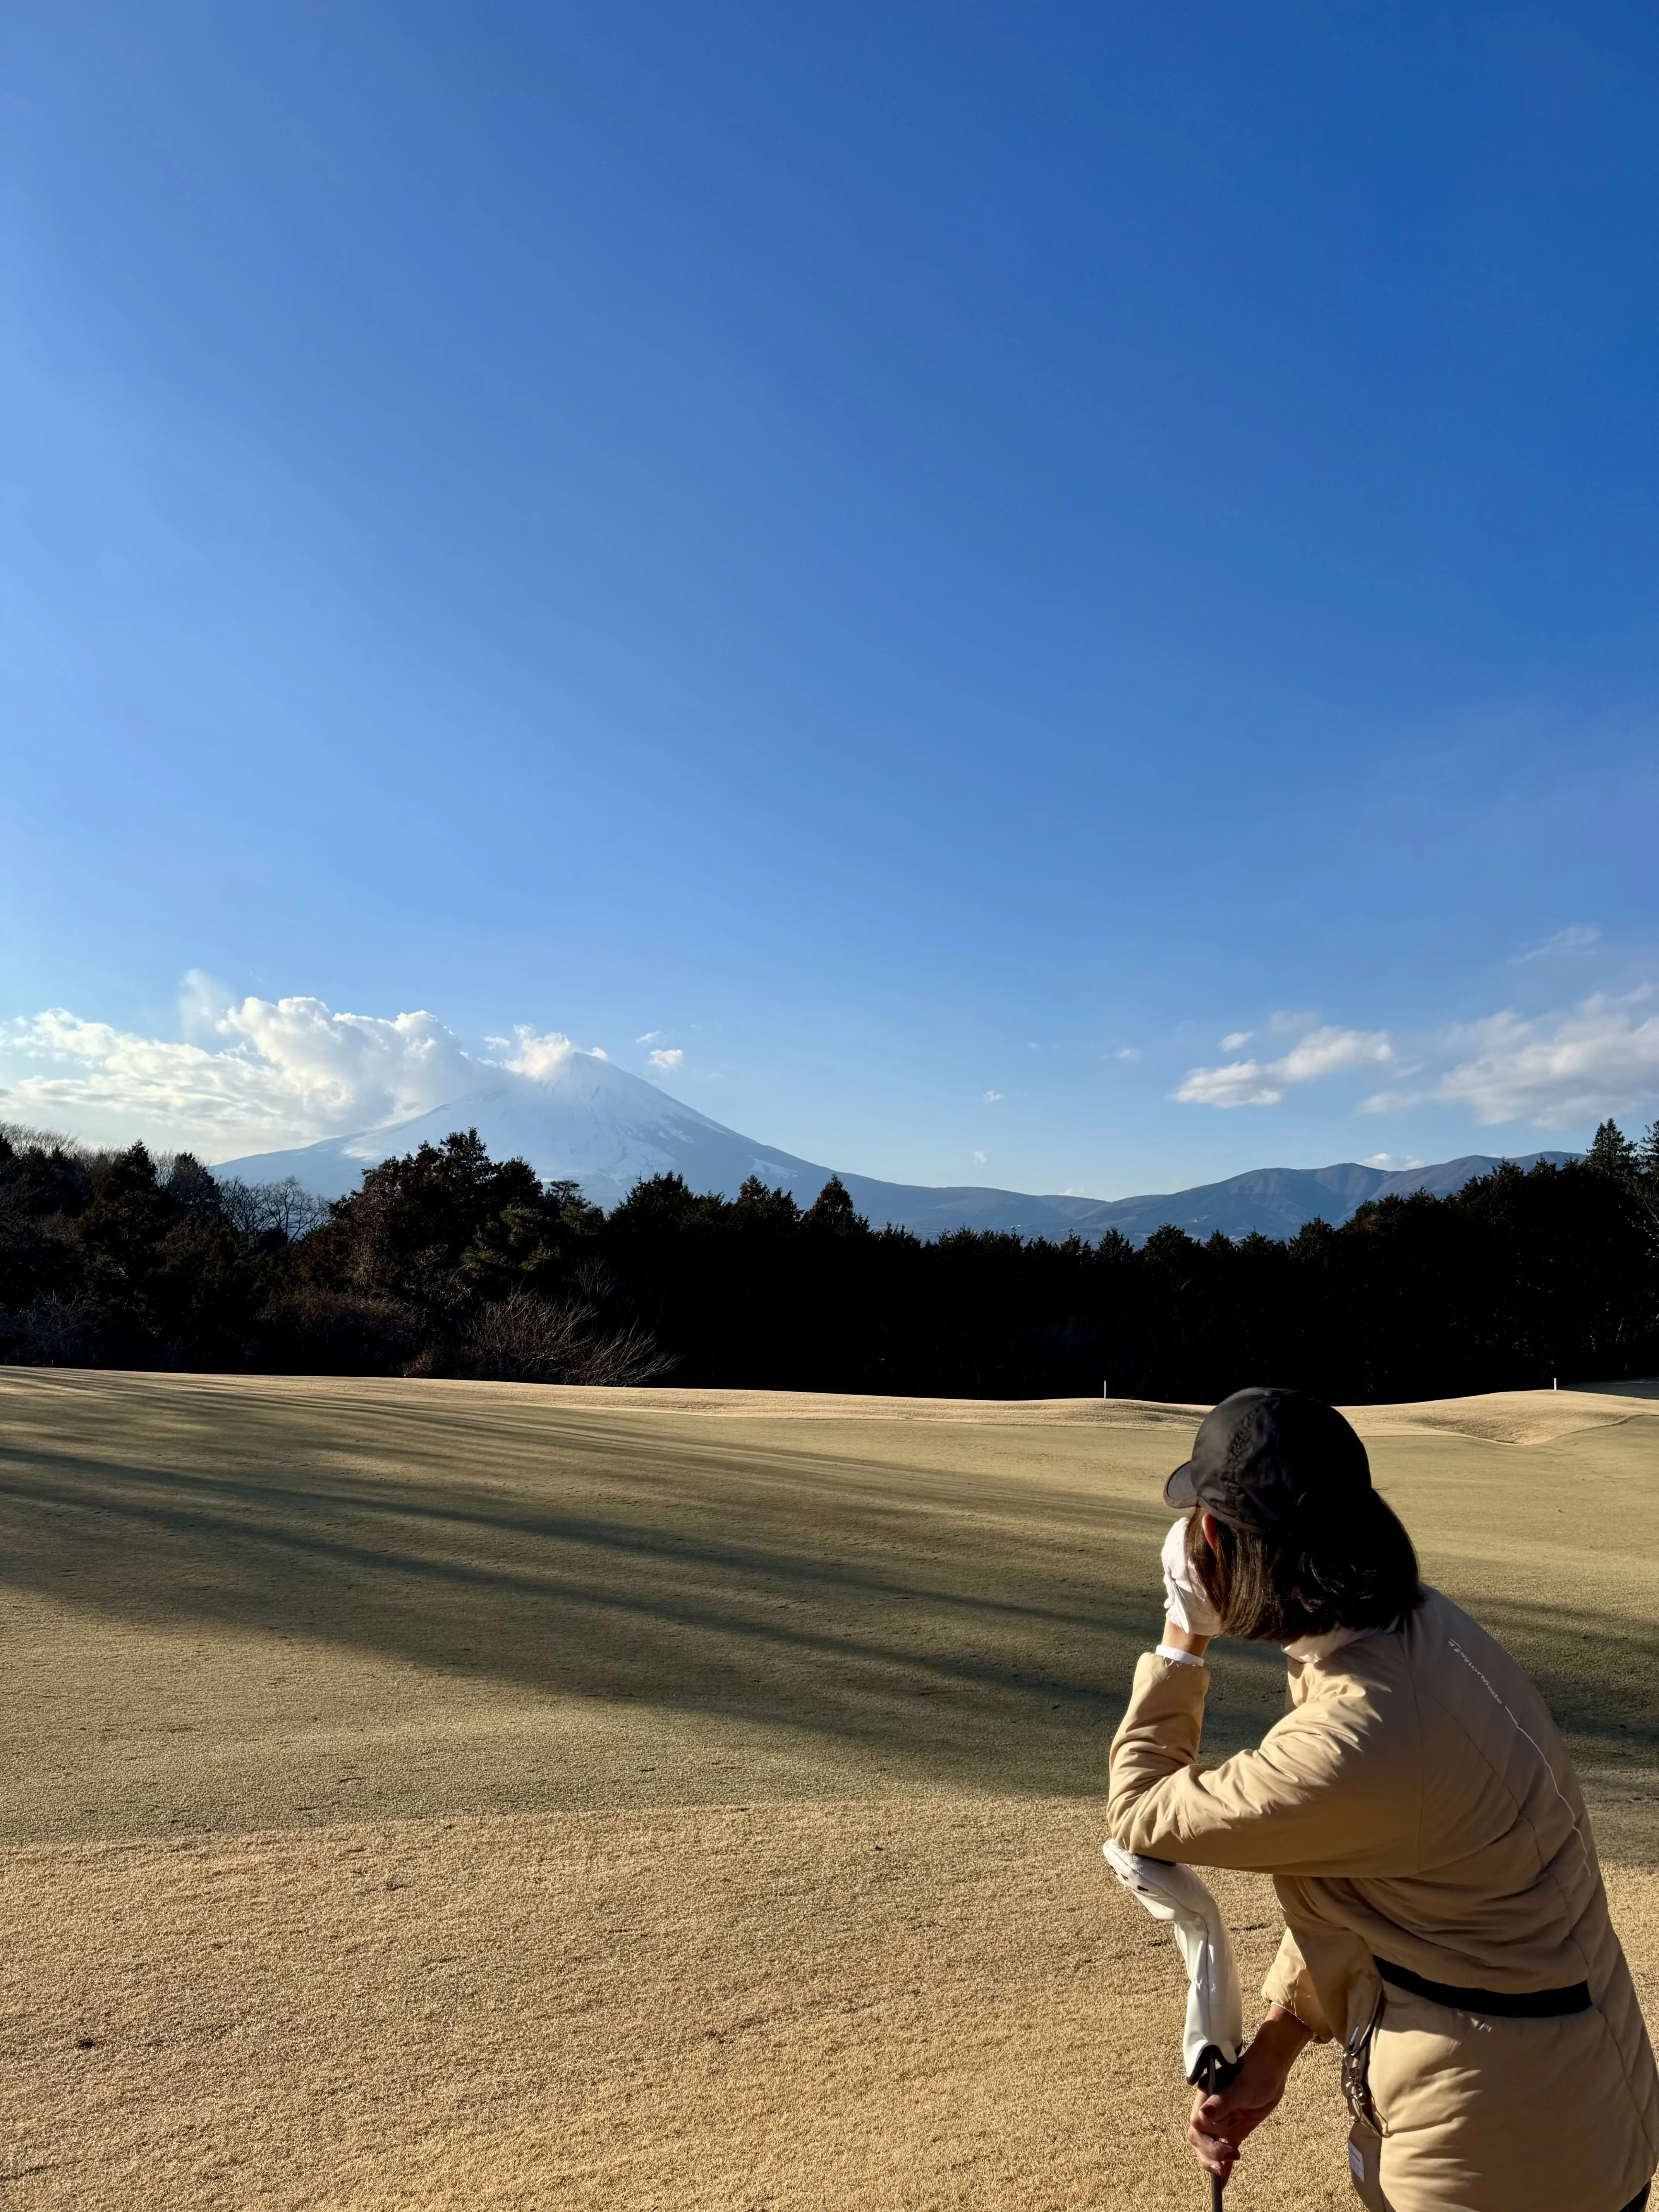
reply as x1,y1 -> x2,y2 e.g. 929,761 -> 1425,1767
1283,1622 -> 1393,1664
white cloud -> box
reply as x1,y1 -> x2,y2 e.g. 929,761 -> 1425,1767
1177,1062 -> 1285,1108
1220,1031 -> 1251,1051
1429,991 -> 1659,1128
500,1028 -> 577,1081
0,990 -> 599,1160
1364,1152 -> 1423,1171
1277,1028 -> 1394,1082
1113,1047 -> 1140,1063
981,1089 -> 1004,1104
647,1046 -> 684,1071
1176,1026 -> 1393,1109
972,1149 -> 989,1164
179,968 -> 235,1041
636,1030 -> 663,1044
1515,923 -> 1601,963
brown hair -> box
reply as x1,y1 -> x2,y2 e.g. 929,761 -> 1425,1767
1187,1493 -> 1421,1644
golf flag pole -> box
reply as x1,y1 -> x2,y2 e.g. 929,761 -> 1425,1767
1104,1841 -> 1244,2205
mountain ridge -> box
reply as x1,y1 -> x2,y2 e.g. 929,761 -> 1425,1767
217,1050 -> 1576,1246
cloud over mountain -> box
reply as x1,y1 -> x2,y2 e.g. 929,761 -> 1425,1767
0,983 -> 584,1158
1176,1025 -> 1394,1109
4,981 -> 1655,1194
1424,991 -> 1659,1128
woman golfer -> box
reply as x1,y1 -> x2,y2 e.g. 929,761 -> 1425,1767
1106,1386 -> 1658,2212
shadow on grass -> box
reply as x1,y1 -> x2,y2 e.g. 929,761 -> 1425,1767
0,1401 -> 1287,1796
0,1381 -> 1649,1799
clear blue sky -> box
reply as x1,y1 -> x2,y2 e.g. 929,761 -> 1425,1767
5,1 -> 1657,1194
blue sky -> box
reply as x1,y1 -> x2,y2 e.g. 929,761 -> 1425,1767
4,1 -> 1658,1195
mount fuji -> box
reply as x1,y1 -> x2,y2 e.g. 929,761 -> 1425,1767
216,1048 -> 1575,1245
222,1050 -> 834,1214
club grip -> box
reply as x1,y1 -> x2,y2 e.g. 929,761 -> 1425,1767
1197,2049 -> 1232,2202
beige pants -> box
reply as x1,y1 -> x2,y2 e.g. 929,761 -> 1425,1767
1367,1985 -> 1652,2212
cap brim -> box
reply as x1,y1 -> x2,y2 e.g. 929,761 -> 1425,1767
1163,1461 -> 1199,1507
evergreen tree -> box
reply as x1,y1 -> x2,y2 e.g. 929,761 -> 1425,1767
733,1176 -> 802,1232
802,1175 -> 868,1237
1586,1118 -> 1639,1182
77,1144 -> 172,1314
1632,1122 -> 1659,1250
460,1180 -> 599,1299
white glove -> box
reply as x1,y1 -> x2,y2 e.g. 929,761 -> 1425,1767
1161,1515 -> 1222,1637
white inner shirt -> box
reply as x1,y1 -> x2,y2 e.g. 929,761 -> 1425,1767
1155,1622 -> 1392,1669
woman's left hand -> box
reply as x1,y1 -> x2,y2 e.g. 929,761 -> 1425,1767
1187,2009 -> 1311,2180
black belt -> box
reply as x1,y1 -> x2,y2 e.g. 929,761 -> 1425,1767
1375,1955 -> 1591,2018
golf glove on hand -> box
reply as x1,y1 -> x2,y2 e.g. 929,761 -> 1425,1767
1161,1516 -> 1222,1638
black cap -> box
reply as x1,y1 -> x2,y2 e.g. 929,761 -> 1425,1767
1164,1386 -> 1371,1533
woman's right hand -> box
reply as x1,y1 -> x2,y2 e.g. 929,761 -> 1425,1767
1187,2009 -> 1311,2182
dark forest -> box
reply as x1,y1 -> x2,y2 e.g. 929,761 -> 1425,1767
2,1119 -> 1656,1404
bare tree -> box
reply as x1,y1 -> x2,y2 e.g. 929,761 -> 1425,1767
2,1294 -> 105,1367
214,1175 -> 332,1241
0,1122 -> 103,1163
459,1289 -> 675,1386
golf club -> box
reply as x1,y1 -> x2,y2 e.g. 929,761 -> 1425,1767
1103,1843 -> 1243,2206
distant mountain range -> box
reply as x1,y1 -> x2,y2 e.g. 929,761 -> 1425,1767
218,1048 -> 1575,1245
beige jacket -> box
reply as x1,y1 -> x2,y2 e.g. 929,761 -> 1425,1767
1107,1588 -> 1658,2212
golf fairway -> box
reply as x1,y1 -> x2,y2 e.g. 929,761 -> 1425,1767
1,1370 -> 1654,2209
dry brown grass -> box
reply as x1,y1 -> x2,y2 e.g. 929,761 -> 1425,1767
0,1370 -> 1654,2209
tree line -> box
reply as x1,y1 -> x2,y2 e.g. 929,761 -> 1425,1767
2,1117 -> 1656,1403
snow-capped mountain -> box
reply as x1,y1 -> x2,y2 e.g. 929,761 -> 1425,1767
218,1049 -> 828,1211
216,1047 -> 1576,1244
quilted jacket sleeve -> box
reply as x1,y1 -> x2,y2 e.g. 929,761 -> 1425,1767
1106,1651 -> 1421,1878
